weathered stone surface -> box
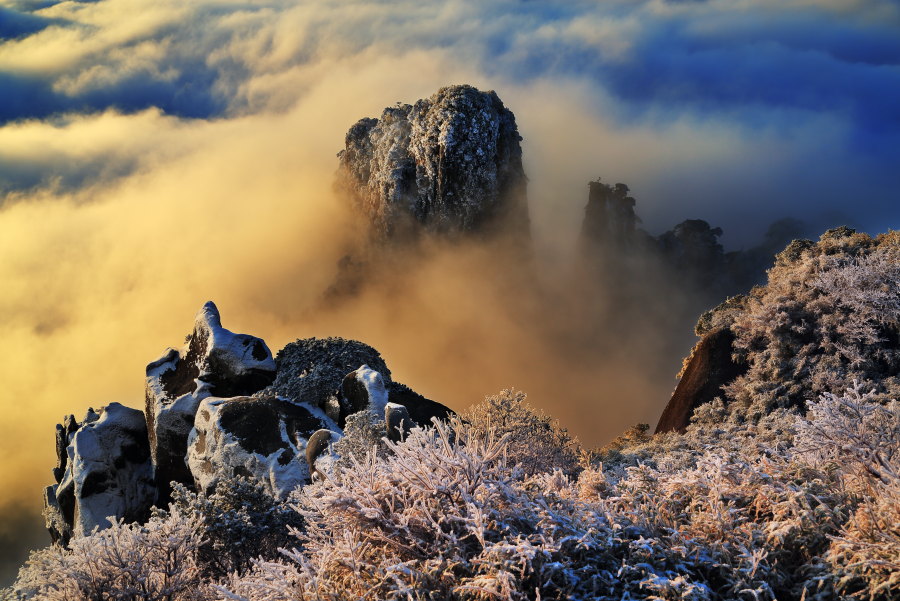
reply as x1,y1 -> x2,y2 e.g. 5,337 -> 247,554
340,365 -> 389,426
145,301 -> 275,501
262,337 -> 390,413
187,395 -> 335,497
46,403 -> 154,541
43,484 -> 70,545
52,415 -> 79,483
384,402 -> 412,442
655,328 -> 747,434
306,429 -> 340,482
337,84 -> 529,239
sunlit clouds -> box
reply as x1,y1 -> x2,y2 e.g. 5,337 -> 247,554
1,0 -> 898,567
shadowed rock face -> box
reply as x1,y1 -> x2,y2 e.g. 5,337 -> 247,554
385,381 -> 454,427
145,301 -> 276,502
655,328 -> 747,434
337,84 -> 528,239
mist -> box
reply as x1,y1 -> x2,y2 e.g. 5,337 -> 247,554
2,0 -> 899,584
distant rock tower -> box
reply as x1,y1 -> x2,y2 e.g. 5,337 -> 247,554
337,84 -> 529,240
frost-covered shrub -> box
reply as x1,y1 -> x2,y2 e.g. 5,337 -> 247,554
11,511 -> 207,601
602,452 -> 845,600
718,229 -> 900,420
462,388 -> 581,476
794,384 -> 900,599
333,409 -> 388,466
170,476 -> 303,579
828,479 -> 900,599
223,406 -> 879,601
229,417 -> 654,601
795,381 -> 900,490
10,381 -> 899,600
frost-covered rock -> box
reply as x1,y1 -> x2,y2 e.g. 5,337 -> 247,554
145,301 -> 275,500
337,84 -> 528,238
187,395 -> 335,497
261,337 -> 390,420
45,403 -> 154,542
262,337 -> 453,428
340,365 -> 389,423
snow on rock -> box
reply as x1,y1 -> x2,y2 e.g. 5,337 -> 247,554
145,301 -> 275,501
261,337 -> 390,424
45,403 -> 154,542
340,365 -> 389,422
263,337 -> 453,428
187,395 -> 336,497
337,84 -> 529,239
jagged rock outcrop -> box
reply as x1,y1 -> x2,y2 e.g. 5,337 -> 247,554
579,180 -> 641,253
384,381 -> 453,427
187,395 -> 334,497
44,403 -> 154,543
43,303 -> 454,543
655,328 -> 748,433
145,301 -> 275,501
52,415 -> 79,484
337,84 -> 529,239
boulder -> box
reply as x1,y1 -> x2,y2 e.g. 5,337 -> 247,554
187,395 -> 335,497
339,365 -> 389,425
655,328 -> 747,433
45,403 -> 155,541
306,429 -> 341,482
262,337 -> 390,417
384,402 -> 412,442
145,301 -> 275,501
337,84 -> 528,239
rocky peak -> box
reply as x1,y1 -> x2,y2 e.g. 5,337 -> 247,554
337,84 -> 529,239
145,301 -> 276,502
580,180 -> 640,253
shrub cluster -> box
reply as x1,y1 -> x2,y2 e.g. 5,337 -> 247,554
6,384 -> 899,601
224,385 -> 898,601
698,228 -> 900,421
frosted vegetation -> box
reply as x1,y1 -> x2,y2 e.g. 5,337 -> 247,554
699,228 -> 900,420
5,228 -> 900,600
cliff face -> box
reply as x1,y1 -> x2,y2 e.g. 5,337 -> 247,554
337,85 -> 529,240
